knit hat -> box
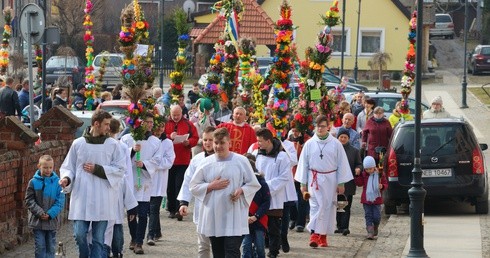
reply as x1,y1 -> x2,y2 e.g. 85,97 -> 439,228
337,127 -> 350,139
431,96 -> 443,105
76,83 -> 85,91
363,156 -> 376,169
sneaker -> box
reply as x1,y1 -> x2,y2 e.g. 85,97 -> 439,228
147,238 -> 155,246
342,229 -> 350,236
129,241 -> 136,250
134,244 -> 144,254
289,220 -> 296,230
154,235 -> 162,242
175,212 -> 183,221
318,235 -> 328,247
309,233 -> 320,248
296,225 -> 304,232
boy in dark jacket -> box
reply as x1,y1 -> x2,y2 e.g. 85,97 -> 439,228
25,155 -> 65,258
354,156 -> 388,240
242,154 -> 271,258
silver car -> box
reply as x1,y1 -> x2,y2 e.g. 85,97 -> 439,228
429,14 -> 455,39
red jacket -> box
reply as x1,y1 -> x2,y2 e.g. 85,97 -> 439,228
217,122 -> 256,154
362,117 -> 393,158
354,170 -> 388,205
165,118 -> 199,165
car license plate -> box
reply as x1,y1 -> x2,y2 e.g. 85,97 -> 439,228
422,168 -> 452,177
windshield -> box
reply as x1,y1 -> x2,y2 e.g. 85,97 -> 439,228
46,57 -> 78,68
94,56 -> 123,67
392,123 -> 472,156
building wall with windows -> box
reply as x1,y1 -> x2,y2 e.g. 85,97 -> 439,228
194,0 -> 410,72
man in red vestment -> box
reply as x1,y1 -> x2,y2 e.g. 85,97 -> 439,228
217,107 -> 256,154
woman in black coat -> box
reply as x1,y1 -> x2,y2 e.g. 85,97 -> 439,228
335,128 -> 362,236
52,87 -> 68,108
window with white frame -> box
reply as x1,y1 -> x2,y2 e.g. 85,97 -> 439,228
360,29 -> 384,55
331,28 -> 351,56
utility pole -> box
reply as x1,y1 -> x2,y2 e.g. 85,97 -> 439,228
159,0 -> 165,90
340,0 -> 346,79
353,0 -> 361,82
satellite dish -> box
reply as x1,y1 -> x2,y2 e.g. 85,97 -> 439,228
183,0 -> 196,14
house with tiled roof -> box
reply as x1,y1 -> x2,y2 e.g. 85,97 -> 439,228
191,0 -> 413,78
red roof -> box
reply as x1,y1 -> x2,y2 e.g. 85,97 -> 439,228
192,0 -> 275,45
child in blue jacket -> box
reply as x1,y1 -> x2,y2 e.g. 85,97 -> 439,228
25,155 -> 65,258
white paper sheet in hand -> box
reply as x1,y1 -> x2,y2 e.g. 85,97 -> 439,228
173,134 -> 189,144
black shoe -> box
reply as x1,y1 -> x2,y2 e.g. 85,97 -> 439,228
342,229 -> 350,236
267,252 -> 278,258
168,212 -> 176,219
147,237 -> 155,246
296,225 -> 304,232
289,220 -> 296,230
334,229 -> 342,234
282,236 -> 290,253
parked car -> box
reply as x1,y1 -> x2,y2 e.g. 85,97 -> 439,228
45,56 -> 85,86
256,56 -> 273,67
429,13 -> 455,39
97,99 -> 130,115
322,68 -> 369,92
382,118 -> 488,214
93,53 -> 124,90
71,110 -> 127,138
467,45 -> 490,75
344,91 -> 429,118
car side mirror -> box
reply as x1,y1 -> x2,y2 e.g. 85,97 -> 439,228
480,143 -> 488,151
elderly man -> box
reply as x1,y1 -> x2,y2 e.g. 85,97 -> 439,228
0,77 -> 22,117
423,96 -> 451,119
164,105 -> 199,220
330,113 -> 361,149
217,107 -> 256,154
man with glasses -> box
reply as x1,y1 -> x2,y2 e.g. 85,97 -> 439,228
121,113 -> 164,254
294,115 -> 353,248
422,96 -> 451,119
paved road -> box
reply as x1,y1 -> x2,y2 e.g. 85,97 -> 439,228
5,69 -> 490,257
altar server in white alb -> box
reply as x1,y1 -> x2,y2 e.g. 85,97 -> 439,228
147,117 -> 176,245
59,110 -> 126,258
190,128 -> 261,258
254,128 -> 291,258
294,115 -> 353,249
178,126 -> 216,258
120,112 -> 164,254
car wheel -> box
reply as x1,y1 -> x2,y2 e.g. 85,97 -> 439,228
449,34 -> 454,39
475,190 -> 489,214
472,65 -> 479,75
384,203 -> 397,215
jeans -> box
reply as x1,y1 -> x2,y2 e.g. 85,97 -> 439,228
363,204 -> 381,227
111,224 -> 124,256
209,236 -> 243,258
242,228 -> 266,258
197,233 -> 212,258
148,196 -> 163,239
267,214 -> 282,256
167,165 -> 187,213
73,220 -> 108,258
33,229 -> 56,258
127,201 -> 150,244
281,201 -> 295,237
336,195 -> 354,230
294,181 -> 309,227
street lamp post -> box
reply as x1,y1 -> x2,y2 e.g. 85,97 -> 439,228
159,0 -> 165,89
407,0 -> 428,256
353,0 -> 361,82
340,0 -> 346,78
461,0 -> 469,109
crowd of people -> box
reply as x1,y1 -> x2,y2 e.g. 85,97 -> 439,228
14,78 -> 456,258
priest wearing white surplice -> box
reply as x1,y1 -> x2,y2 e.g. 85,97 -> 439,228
294,115 -> 353,249
120,112 -> 164,254
190,128 -> 260,258
59,110 -> 126,258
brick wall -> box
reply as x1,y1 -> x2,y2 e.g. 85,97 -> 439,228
0,107 -> 82,254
